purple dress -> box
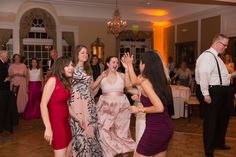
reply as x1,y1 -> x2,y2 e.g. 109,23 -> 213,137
136,95 -> 173,156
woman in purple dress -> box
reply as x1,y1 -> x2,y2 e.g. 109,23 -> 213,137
122,51 -> 173,157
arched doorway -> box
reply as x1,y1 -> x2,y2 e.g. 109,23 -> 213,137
19,8 -> 56,74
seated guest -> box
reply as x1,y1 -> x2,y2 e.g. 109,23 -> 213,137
172,61 -> 192,87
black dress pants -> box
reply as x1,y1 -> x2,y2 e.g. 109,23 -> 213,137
196,85 -> 230,156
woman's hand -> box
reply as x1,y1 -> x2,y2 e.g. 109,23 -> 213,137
44,127 -> 53,145
121,52 -> 133,66
130,106 -> 139,113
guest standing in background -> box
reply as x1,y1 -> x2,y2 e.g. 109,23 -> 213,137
47,49 -> 58,71
122,51 -> 173,157
91,55 -> 103,100
224,54 -> 236,115
195,34 -> 236,157
40,56 -> 73,157
91,55 -> 101,80
0,50 -> 10,132
224,54 -> 234,73
24,58 -> 44,119
0,50 -> 10,91
167,56 -> 175,79
8,54 -> 28,113
96,56 -> 136,157
69,45 -> 103,157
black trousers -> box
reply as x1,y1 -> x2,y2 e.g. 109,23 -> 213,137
196,85 -> 230,156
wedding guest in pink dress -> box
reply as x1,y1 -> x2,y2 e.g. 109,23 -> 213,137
97,56 -> 136,157
41,56 -> 73,157
23,58 -> 44,119
8,54 -> 28,113
69,45 -> 104,157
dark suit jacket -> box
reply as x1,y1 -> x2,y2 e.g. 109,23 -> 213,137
0,60 -> 10,91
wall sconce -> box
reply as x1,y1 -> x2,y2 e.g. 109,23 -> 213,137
91,37 -> 104,61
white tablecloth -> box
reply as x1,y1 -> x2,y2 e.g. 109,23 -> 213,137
171,85 -> 191,119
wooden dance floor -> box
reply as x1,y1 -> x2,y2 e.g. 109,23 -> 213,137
0,116 -> 236,157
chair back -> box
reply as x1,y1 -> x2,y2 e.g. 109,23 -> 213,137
11,84 -> 20,98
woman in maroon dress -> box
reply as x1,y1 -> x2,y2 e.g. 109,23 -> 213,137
122,51 -> 173,157
40,56 -> 74,157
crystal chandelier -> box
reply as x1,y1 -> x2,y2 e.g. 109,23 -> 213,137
107,0 -> 127,38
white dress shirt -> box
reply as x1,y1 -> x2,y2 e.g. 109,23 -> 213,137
195,47 -> 231,96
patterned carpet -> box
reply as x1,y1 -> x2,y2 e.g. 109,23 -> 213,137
173,116 -> 236,138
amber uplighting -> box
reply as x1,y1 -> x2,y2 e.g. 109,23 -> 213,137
153,21 -> 170,27
153,25 -> 167,65
138,9 -> 168,16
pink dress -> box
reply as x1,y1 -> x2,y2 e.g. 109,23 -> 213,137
97,72 -> 136,157
8,63 -> 28,113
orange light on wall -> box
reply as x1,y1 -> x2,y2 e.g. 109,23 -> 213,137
138,9 -> 168,16
153,24 -> 167,65
153,21 -> 170,27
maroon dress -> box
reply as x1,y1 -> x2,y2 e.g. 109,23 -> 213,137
48,77 -> 72,150
136,95 -> 173,156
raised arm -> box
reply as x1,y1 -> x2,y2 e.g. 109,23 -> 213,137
121,53 -> 138,85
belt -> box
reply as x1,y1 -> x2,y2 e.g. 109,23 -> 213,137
102,92 -> 123,96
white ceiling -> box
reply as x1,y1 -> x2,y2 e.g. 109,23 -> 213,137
32,0 -> 219,22
0,0 -> 235,23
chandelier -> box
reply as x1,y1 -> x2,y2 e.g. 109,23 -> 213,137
107,0 -> 127,37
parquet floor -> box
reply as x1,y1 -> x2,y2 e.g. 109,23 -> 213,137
1,116 -> 236,157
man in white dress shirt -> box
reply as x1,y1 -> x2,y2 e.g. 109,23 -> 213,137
195,34 -> 236,157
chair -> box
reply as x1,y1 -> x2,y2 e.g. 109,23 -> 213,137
11,84 -> 20,98
183,95 -> 200,122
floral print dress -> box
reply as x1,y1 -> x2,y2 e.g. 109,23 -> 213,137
69,66 -> 103,157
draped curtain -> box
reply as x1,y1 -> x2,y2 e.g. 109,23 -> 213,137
0,29 -> 12,50
19,8 -> 56,55
119,30 -> 153,41
62,32 -> 75,52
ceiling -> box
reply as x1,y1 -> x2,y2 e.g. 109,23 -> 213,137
1,0 -> 236,25
30,0 -> 236,22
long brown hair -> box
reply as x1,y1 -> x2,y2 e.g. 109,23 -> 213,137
48,56 -> 72,90
73,44 -> 92,76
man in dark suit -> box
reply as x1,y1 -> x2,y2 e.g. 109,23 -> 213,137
0,50 -> 10,132
0,50 -> 10,91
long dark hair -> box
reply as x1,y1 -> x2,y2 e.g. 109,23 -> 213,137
48,56 -> 72,90
73,44 -> 92,76
141,50 -> 171,106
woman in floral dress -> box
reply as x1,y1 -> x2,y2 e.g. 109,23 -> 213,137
69,45 -> 104,157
